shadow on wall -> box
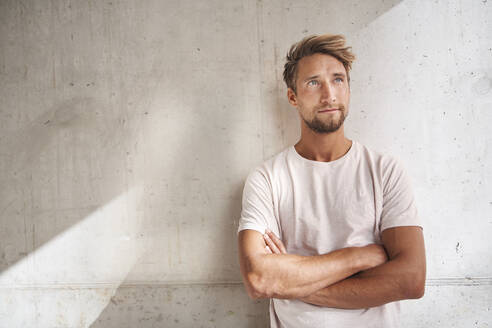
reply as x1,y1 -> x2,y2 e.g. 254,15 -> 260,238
1,10 -> 257,328
0,96 -> 138,275
1,24 -> 260,325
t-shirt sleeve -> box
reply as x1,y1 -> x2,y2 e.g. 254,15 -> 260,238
380,157 -> 422,232
237,168 -> 277,235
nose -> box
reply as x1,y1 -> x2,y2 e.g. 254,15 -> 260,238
320,81 -> 336,103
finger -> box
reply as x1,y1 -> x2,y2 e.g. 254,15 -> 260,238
264,230 -> 284,254
267,230 -> 287,254
265,246 -> 272,254
264,233 -> 281,254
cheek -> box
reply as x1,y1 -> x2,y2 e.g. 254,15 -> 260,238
299,90 -> 319,104
296,92 -> 311,108
339,88 -> 349,102
339,86 -> 348,95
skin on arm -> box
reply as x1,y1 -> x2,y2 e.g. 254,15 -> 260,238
238,229 -> 388,300
297,226 -> 426,309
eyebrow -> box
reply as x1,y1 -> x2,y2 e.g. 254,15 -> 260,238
303,72 -> 346,82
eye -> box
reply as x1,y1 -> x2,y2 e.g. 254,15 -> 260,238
307,80 -> 319,87
335,77 -> 344,83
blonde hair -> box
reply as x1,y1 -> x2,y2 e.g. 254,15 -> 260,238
283,34 -> 356,93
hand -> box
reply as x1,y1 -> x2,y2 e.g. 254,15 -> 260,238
263,230 -> 287,254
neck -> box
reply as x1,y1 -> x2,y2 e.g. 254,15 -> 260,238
294,123 -> 352,162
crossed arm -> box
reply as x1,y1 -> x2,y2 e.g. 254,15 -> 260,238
238,226 -> 426,309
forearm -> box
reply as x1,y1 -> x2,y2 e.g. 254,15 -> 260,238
244,247 -> 368,299
301,256 -> 425,309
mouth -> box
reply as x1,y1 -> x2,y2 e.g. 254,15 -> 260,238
318,108 -> 339,113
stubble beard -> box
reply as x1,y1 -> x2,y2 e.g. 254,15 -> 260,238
301,105 -> 348,134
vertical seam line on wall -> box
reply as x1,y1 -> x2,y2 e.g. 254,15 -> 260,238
255,0 -> 266,160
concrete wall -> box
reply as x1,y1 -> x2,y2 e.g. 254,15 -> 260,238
0,0 -> 490,327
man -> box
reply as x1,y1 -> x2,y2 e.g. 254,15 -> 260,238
237,34 -> 426,328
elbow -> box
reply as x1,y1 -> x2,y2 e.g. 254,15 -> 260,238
244,281 -> 266,300
239,254 -> 275,299
409,279 -> 425,299
403,273 -> 426,299
247,288 -> 266,300
243,272 -> 273,300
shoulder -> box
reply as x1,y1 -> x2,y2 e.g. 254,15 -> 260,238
243,146 -> 291,189
356,141 -> 405,173
354,141 -> 411,191
245,147 -> 292,180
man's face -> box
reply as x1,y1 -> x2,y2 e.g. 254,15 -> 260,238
287,53 -> 350,134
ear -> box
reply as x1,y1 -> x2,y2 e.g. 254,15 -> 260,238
287,88 -> 298,107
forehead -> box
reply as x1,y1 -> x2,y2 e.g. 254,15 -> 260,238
296,53 -> 346,78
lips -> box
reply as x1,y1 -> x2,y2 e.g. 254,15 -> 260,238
318,108 -> 338,113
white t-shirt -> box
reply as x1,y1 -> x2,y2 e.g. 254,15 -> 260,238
238,140 -> 422,328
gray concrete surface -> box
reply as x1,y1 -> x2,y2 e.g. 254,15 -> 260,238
0,0 -> 491,327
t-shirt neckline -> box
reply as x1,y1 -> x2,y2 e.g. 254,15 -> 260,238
290,140 -> 356,168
